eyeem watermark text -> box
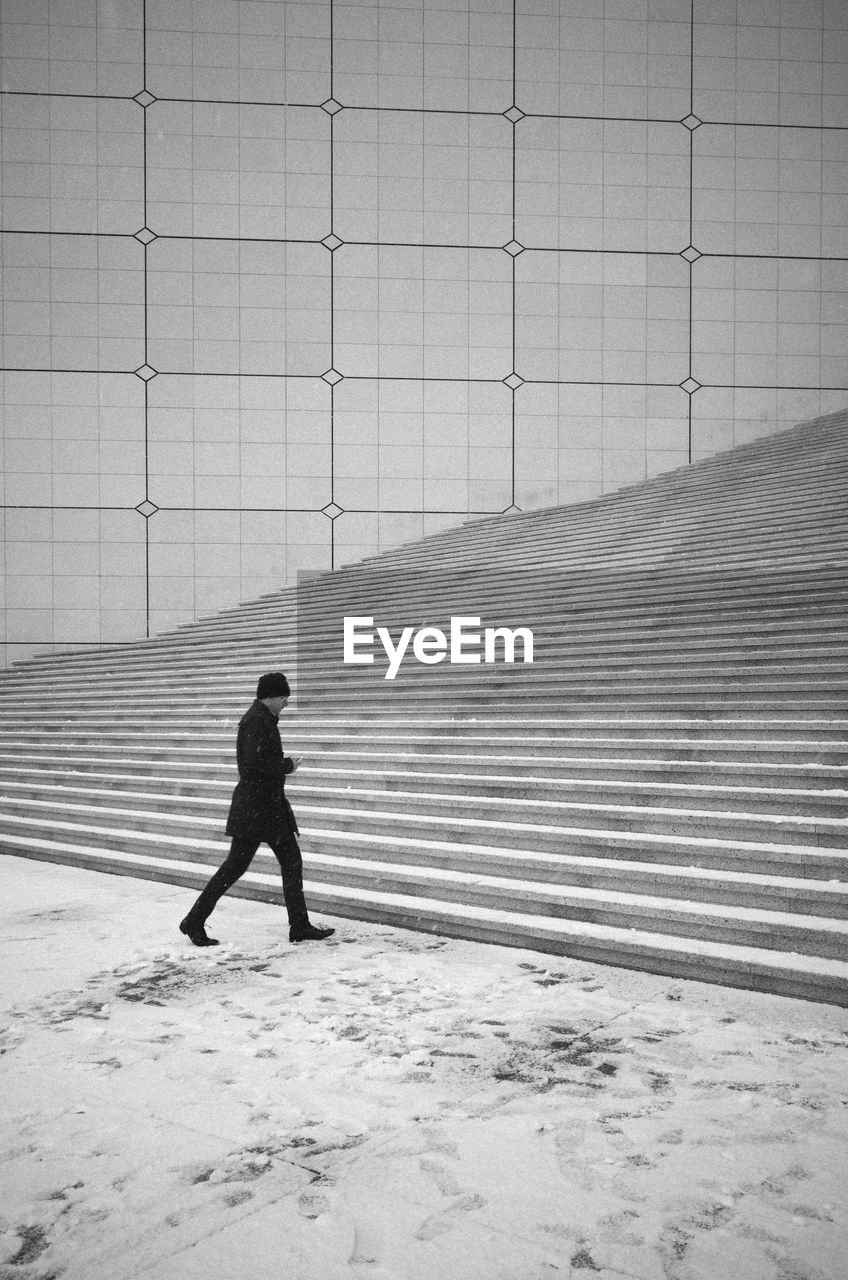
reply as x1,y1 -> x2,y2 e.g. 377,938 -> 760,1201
343,616 -> 534,681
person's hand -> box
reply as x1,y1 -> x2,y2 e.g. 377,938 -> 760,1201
289,755 -> 303,772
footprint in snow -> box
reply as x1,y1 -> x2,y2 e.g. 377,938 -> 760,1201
415,1193 -> 486,1241
297,1189 -> 332,1219
349,1219 -> 384,1266
419,1158 -> 465,1198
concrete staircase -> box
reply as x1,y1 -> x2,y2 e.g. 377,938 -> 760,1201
1,409 -> 847,1005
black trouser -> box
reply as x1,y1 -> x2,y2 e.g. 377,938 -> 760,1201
184,831 -> 309,931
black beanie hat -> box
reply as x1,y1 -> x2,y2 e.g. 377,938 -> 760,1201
256,672 -> 290,700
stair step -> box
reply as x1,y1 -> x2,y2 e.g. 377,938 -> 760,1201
3,812 -> 847,957
2,714 -> 846,741
1,728 -> 847,764
9,625 -> 848,673
3,687 -> 848,709
3,841 -> 847,1006
2,799 -> 845,914
3,779 -> 847,875
23,605 -> 844,661
1,735 -> 846,783
3,751 -> 848,813
3,765 -> 847,846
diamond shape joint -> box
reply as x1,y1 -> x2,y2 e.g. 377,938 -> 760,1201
134,90 -> 156,107
680,245 -> 701,262
504,239 -> 525,257
321,368 -> 343,385
681,113 -> 702,131
504,373 -> 524,390
136,500 -> 159,518
680,377 -> 701,394
134,363 -> 158,382
321,233 -> 343,251
321,98 -> 343,115
504,106 -> 525,123
134,227 -> 157,245
322,502 -> 343,519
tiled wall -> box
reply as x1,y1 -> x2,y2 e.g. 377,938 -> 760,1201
1,0 -> 846,664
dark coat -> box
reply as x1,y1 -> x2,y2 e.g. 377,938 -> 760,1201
225,700 -> 299,842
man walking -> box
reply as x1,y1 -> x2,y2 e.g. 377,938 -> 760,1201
179,672 -> 335,946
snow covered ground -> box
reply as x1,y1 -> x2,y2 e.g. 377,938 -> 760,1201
1,855 -> 847,1280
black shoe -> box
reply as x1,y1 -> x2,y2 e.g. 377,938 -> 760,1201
180,918 -> 219,947
289,924 -> 335,943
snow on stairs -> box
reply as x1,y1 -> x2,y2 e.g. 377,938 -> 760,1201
1,410 -> 847,1004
